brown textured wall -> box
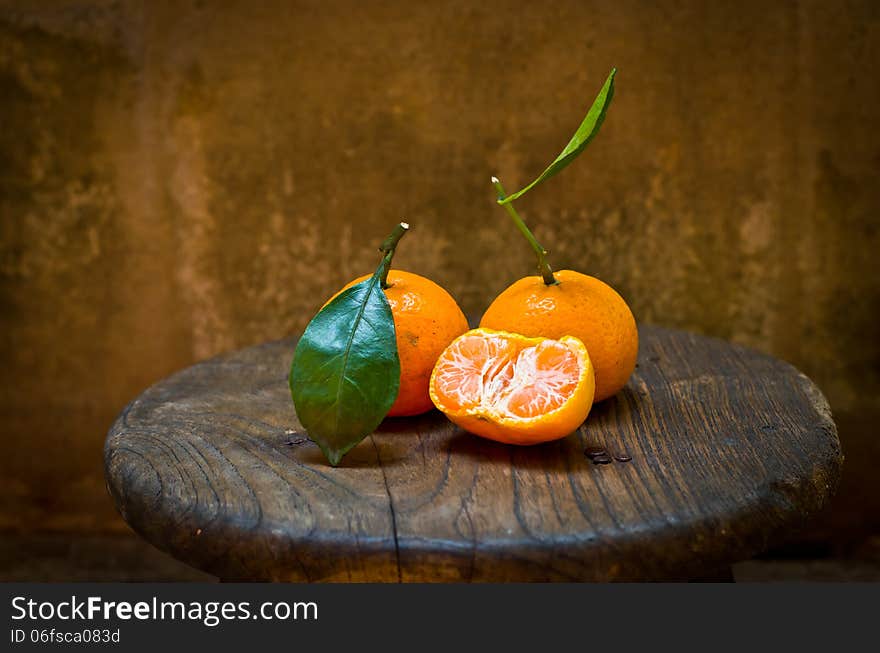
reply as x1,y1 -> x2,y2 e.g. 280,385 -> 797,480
1,1 -> 878,544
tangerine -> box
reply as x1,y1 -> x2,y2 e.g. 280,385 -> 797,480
430,328 -> 595,445
330,269 -> 468,416
479,270 -> 637,401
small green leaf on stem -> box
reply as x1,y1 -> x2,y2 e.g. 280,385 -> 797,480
289,224 -> 407,466
498,68 -> 616,205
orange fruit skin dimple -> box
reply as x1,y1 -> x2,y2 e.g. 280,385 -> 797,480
479,270 -> 637,402
430,328 -> 596,445
330,269 -> 468,417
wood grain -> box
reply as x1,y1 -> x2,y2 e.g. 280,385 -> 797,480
104,326 -> 842,581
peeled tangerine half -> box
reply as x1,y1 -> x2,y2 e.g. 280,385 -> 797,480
429,328 -> 595,445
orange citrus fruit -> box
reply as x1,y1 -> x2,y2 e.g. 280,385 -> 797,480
429,328 -> 595,445
479,270 -> 637,402
330,269 -> 468,417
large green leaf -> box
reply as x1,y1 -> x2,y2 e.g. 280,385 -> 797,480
499,68 -> 616,205
289,272 -> 399,466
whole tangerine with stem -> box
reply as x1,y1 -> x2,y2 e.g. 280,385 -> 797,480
479,178 -> 638,402
328,236 -> 468,416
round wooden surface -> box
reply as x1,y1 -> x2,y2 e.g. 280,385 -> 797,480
104,326 -> 841,581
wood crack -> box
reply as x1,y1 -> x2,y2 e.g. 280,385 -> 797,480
370,434 -> 402,583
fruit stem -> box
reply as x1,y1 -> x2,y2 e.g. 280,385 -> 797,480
377,221 -> 409,289
491,177 -> 558,285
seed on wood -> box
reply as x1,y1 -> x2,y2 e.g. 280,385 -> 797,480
584,446 -> 607,459
614,453 -> 633,463
592,454 -> 613,465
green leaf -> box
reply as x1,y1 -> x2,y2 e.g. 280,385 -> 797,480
499,68 -> 616,205
289,271 -> 400,466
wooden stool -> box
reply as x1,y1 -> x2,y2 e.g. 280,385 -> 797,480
104,326 -> 841,581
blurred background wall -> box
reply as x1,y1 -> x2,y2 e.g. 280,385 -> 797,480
1,0 -> 878,567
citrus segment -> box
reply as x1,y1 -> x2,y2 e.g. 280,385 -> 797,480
430,328 -> 595,445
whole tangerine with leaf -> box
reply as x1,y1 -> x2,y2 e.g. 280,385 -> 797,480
479,67 -> 638,403
328,269 -> 468,417
290,222 -> 468,466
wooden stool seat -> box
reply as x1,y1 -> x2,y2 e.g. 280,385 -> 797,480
104,326 -> 841,581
